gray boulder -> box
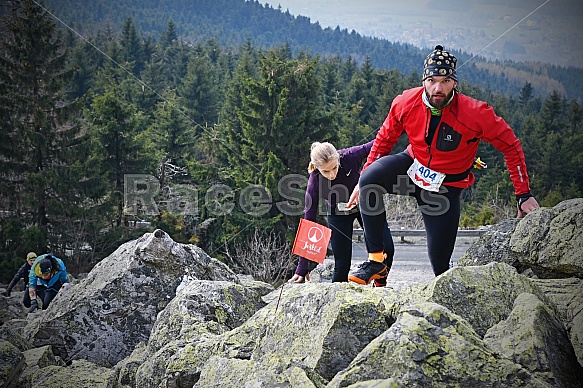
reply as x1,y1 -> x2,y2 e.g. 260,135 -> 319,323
194,356 -> 318,387
24,359 -> 120,388
162,282 -> 432,387
113,342 -> 147,387
426,262 -> 545,337
510,198 -> 583,278
1,199 -> 582,387
16,345 -> 66,388
134,279 -> 269,388
528,277 -> 583,366
458,218 -> 521,267
0,320 -> 30,352
456,198 -> 583,370
459,198 -> 583,279
328,302 -> 546,387
24,229 -> 239,366
0,340 -> 25,388
0,289 -> 28,325
484,292 -> 583,387
182,264 -> 578,387
147,280 -> 266,353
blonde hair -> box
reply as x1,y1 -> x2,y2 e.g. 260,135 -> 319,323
307,142 -> 339,173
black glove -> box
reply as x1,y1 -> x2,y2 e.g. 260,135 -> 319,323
28,299 -> 38,313
516,192 -> 534,211
2,290 -> 10,297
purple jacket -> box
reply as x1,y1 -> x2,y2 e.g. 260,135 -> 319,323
304,140 -> 373,221
296,140 -> 373,276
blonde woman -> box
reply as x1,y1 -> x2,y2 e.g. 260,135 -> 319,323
291,140 -> 394,285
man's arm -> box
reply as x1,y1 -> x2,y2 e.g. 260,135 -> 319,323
363,111 -> 403,171
479,103 -> 539,216
5,265 -> 26,294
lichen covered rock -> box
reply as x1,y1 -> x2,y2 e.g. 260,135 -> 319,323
0,320 -> 30,352
458,218 -> 521,267
16,345 -> 66,388
24,229 -> 239,366
425,262 -> 544,337
135,279 -> 268,387
1,200 -> 581,388
528,277 -> 583,367
484,292 -> 583,387
113,341 -> 147,387
26,359 -> 118,387
194,356 -> 317,387
0,340 -> 25,388
510,198 -> 583,278
459,198 -> 583,279
329,302 -> 545,387
163,282 -> 406,386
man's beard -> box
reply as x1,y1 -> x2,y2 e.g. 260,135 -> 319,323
427,90 -> 454,110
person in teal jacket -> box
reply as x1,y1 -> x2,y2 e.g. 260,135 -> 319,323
28,253 -> 70,313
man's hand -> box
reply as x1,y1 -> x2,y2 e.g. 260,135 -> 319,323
2,290 -> 10,297
517,197 -> 540,217
28,299 -> 38,313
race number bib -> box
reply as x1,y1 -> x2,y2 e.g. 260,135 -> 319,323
407,158 -> 446,192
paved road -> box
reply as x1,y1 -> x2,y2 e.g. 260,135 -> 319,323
351,236 -> 475,266
349,236 -> 479,289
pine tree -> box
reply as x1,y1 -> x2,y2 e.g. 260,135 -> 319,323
226,49 -> 332,239
159,19 -> 178,50
120,17 -> 144,75
236,50 -> 329,185
138,90 -> 195,190
518,82 -> 533,108
153,19 -> 189,90
219,39 -> 258,142
179,47 -> 220,128
85,84 -> 153,227
346,56 -> 378,126
0,0 -> 81,258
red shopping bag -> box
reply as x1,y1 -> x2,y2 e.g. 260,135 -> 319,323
291,218 -> 331,264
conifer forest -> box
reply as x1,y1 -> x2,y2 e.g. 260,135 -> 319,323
1,0 -> 582,281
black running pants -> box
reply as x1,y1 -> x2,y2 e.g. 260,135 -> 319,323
358,151 -> 463,276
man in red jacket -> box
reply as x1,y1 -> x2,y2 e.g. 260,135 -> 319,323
347,45 -> 540,285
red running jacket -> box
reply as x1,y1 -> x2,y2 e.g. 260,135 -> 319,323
363,86 -> 531,195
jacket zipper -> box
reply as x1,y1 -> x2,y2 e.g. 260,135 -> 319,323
425,108 -> 433,168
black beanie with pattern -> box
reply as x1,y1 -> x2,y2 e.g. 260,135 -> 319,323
422,45 -> 457,81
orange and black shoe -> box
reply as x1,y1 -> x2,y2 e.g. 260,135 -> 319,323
373,274 -> 387,287
374,259 -> 390,287
348,261 -> 388,285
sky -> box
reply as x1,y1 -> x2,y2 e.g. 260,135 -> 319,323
262,0 -> 583,67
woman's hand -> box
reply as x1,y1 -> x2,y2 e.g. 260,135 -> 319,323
289,273 -> 310,283
347,186 -> 360,208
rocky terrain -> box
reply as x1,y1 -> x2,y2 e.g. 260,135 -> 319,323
1,198 -> 582,387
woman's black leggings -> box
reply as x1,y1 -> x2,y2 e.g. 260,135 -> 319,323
327,211 -> 394,282
358,151 -> 463,276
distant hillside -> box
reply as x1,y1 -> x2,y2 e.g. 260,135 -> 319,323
42,0 -> 582,101
266,0 -> 583,68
